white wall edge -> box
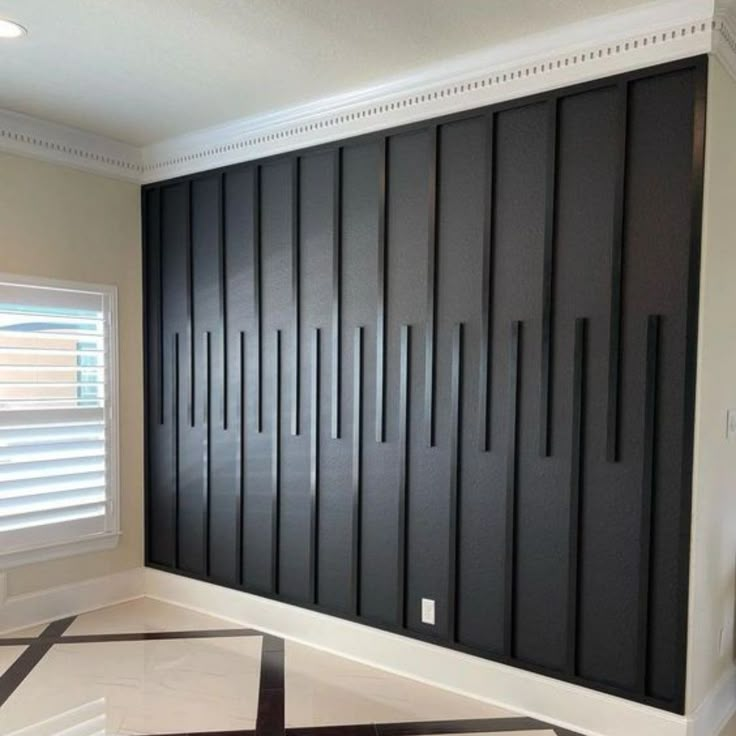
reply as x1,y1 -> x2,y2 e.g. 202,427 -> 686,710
3,0 -> 734,184
145,567 -> 690,736
0,567 -> 144,634
714,6 -> 736,79
688,666 -> 736,736
0,531 -> 120,571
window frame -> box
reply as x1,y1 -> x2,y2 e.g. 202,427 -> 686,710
0,272 -> 120,569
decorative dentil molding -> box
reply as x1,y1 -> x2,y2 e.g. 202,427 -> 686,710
0,107 -> 142,182
0,0 -> 734,184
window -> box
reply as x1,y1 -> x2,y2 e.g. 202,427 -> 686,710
0,275 -> 119,567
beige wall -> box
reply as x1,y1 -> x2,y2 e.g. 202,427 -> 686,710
687,58 -> 736,714
0,151 -> 143,597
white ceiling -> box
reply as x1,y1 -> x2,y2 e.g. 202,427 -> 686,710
0,0 -> 663,146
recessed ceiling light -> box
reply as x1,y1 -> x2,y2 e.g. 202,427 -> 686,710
0,18 -> 26,39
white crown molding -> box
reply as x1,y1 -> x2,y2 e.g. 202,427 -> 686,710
2,0 -> 734,184
140,0 -> 720,183
0,107 -> 142,182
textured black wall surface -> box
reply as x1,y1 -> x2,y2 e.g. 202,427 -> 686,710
143,57 -> 707,712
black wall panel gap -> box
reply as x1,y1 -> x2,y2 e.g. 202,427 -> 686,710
143,57 -> 706,713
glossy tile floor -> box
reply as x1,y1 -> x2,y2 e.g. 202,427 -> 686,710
721,713 -> 736,736
0,598 -> 581,735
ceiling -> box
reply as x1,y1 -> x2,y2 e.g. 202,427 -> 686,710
0,0 -> 665,146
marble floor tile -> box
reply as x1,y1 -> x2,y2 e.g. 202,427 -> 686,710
721,713 -> 736,736
0,599 -> 578,735
285,640 -> 515,727
0,624 -> 47,639
64,596 -> 242,636
0,636 -> 261,735
429,733 -> 554,736
0,646 -> 25,677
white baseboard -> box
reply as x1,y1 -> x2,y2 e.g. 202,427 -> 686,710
0,567 -> 145,634
144,567 -> 690,736
687,667 -> 736,736
1,564 -> 727,736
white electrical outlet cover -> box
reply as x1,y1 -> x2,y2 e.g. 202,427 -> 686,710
727,409 -> 736,440
421,597 -> 435,625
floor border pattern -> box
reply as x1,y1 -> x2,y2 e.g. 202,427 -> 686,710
0,615 -> 582,736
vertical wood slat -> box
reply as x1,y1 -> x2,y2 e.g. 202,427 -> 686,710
254,166 -> 263,433
173,332 -> 181,569
448,323 -> 463,642
478,115 -> 495,452
397,324 -> 411,628
539,99 -> 558,457
147,188 -> 165,426
505,320 -> 521,656
376,140 -> 388,443
187,182 -> 195,428
606,81 -> 629,463
220,173 -> 228,430
203,331 -> 212,577
292,158 -> 301,436
238,331 -> 245,585
567,318 -> 587,676
310,327 -> 320,605
331,149 -> 342,440
637,314 -> 660,695
158,191 -> 164,426
142,188 -> 152,562
425,125 -> 440,448
272,330 -> 282,594
352,326 -> 363,615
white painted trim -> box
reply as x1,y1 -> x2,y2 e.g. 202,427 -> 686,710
144,567 -> 689,736
0,566 -> 727,736
687,666 -> 736,736
0,274 -> 121,570
2,0 -> 735,183
0,567 -> 144,634
0,107 -> 142,182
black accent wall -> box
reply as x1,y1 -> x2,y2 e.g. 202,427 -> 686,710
143,57 -> 707,713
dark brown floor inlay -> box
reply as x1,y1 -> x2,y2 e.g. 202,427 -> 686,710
0,616 -> 76,708
0,626 -> 260,647
375,717 -> 553,734
0,615 -> 583,736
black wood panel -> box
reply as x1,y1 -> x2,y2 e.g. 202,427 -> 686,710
362,129 -> 429,626
144,186 -> 172,567
318,142 -> 379,613
624,69 -> 700,701
222,169 -> 254,584
494,101 -> 569,670
155,183 -> 188,570
143,57 -> 707,713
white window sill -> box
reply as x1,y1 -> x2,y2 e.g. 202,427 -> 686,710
0,532 -> 121,570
